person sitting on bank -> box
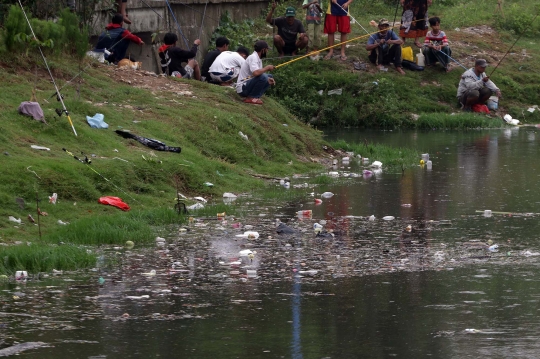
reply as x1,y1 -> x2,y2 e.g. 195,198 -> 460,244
201,37 -> 230,84
266,3 -> 308,57
209,47 -> 250,86
93,13 -> 144,64
422,17 -> 452,72
236,40 -> 275,105
366,18 -> 405,75
457,58 -> 501,111
158,33 -> 201,80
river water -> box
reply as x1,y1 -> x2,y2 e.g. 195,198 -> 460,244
3,127 -> 540,358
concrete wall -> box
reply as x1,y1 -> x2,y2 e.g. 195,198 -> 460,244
91,0 -> 269,73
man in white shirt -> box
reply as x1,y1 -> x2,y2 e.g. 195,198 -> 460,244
208,47 -> 250,86
236,41 -> 276,105
457,59 -> 501,111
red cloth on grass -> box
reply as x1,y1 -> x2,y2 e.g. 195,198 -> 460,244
98,196 -> 130,211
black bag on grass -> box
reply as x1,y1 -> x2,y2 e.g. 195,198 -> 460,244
402,60 -> 424,71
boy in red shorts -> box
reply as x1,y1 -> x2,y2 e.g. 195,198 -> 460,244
323,0 -> 352,60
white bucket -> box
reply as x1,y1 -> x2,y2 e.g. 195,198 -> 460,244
487,96 -> 499,110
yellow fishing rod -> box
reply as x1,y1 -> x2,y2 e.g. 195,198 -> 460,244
274,18 -> 425,69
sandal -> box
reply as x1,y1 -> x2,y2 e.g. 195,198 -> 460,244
323,53 -> 333,60
243,97 -> 263,105
340,55 -> 347,61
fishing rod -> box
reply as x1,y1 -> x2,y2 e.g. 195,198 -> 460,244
49,64 -> 91,99
489,12 -> 539,77
141,0 -> 163,19
198,0 -> 209,41
164,0 -> 190,48
18,0 -> 78,136
390,0 -> 401,36
62,148 -> 139,203
275,21 -> 407,69
335,3 -> 370,35
434,48 -> 468,70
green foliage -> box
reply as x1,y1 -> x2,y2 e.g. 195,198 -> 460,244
59,8 -> 89,59
495,4 -> 540,35
416,113 -> 503,129
330,139 -> 420,170
0,244 -> 96,275
4,5 -> 28,51
210,11 -> 256,49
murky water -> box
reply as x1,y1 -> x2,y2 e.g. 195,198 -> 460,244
3,128 -> 540,358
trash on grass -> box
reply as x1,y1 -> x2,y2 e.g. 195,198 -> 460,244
328,88 -> 343,96
86,113 -> 109,129
98,196 -> 130,211
187,202 -> 204,210
30,145 -> 50,151
49,193 -> 58,204
236,231 -> 260,239
9,216 -> 22,224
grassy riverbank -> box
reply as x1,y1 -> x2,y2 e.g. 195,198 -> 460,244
257,0 -> 540,127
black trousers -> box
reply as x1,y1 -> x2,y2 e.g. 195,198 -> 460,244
368,44 -> 403,67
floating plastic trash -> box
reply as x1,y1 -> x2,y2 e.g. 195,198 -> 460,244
484,210 -> 492,217
421,153 -> 429,162
328,171 -> 339,177
363,157 -> 369,164
125,240 -> 135,249
187,202 -> 204,210
371,161 -> 382,168
426,160 -> 432,170
246,269 -> 257,278
141,270 -> 156,276
223,192 -> 237,198
239,249 -> 256,256
236,231 -> 260,239
321,192 -> 334,198
488,244 -> 499,252
297,210 -> 313,216
503,114 -> 520,125
15,271 -> 28,281
382,216 -> 395,221
368,215 -> 375,221
342,157 -> 350,162
314,198 -> 322,205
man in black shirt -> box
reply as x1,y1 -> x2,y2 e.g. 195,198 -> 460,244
158,33 -> 201,80
266,3 -> 308,56
201,37 -> 230,83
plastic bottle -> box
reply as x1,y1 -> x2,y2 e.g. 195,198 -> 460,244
426,160 -> 432,170
297,210 -> 312,217
416,49 -> 425,67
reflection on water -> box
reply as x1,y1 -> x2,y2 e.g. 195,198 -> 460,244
3,128 -> 540,358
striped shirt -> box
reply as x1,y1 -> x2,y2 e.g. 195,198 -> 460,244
423,30 -> 448,46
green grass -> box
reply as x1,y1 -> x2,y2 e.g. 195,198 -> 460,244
330,140 -> 420,170
0,244 -> 96,275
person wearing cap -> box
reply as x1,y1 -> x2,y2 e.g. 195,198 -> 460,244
93,13 -> 144,64
323,0 -> 352,60
302,0 -> 324,52
366,18 -> 406,75
208,46 -> 250,86
236,41 -> 276,105
158,32 -> 201,80
267,3 -> 308,57
457,59 -> 501,111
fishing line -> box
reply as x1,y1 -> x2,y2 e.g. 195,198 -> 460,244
489,12 -> 539,77
164,0 -> 190,48
17,0 -> 78,136
391,0 -> 401,35
434,48 -> 468,70
335,3 -> 370,35
198,0 -> 209,41
62,148 -> 140,204
141,0 -> 163,19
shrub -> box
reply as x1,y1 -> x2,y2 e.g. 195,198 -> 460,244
4,5 -> 27,51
